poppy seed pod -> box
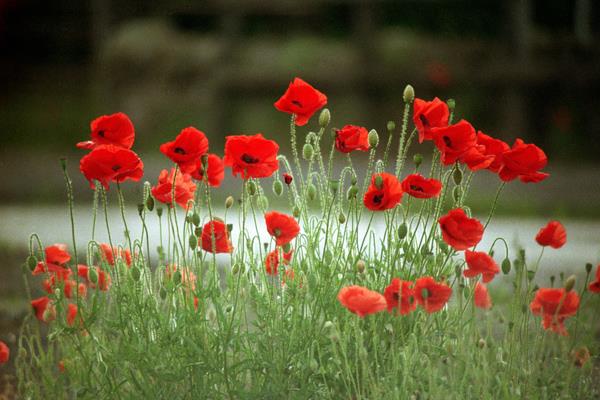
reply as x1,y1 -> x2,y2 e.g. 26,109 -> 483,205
502,258 -> 511,275
319,108 -> 331,128
329,180 -> 339,194
356,260 -> 366,273
146,195 -> 154,211
130,266 -> 141,281
225,196 -> 234,209
585,263 -> 593,274
247,181 -> 257,196
387,121 -> 396,132
302,143 -> 314,160
282,242 -> 292,253
156,207 -> 163,217
27,255 -> 37,271
403,84 -> 415,103
413,153 -> 423,168
273,180 -> 283,196
564,275 -> 576,292
189,234 -> 197,250
453,167 -> 463,185
368,129 -> 379,148
87,267 -> 98,284
338,212 -> 346,224
397,223 -> 408,239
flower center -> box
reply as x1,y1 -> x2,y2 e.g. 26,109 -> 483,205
174,147 -> 186,155
373,194 -> 383,204
410,184 -> 424,192
421,288 -> 430,299
292,100 -> 303,108
97,130 -> 105,138
112,165 -> 121,172
442,136 -> 452,148
419,114 -> 429,127
241,153 -> 259,164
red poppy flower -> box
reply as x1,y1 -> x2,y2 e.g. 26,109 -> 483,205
334,125 -> 370,153
431,120 -> 477,165
31,296 -> 56,322
265,248 -> 293,275
413,98 -> 450,143
99,243 -> 132,267
63,280 -> 87,299
66,303 -> 78,327
159,127 -> 209,174
0,341 -> 8,364
76,112 -> 135,150
498,139 -> 549,183
32,244 -> 72,277
414,277 -> 452,313
190,154 -> 225,187
588,265 -> 600,293
274,77 -> 327,126
265,211 -> 300,246
224,134 -> 279,179
459,145 -> 495,171
337,285 -> 387,317
464,250 -> 500,283
201,219 -> 233,253
363,172 -> 404,211
401,174 -> 442,199
283,173 -> 293,185
78,265 -> 111,291
383,278 -> 416,315
474,282 -> 492,309
80,145 -> 144,190
476,131 -> 510,173
530,288 -> 579,335
151,168 -> 197,209
535,221 -> 566,249
438,208 -> 484,251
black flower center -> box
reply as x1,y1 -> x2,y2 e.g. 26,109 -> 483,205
373,194 -> 383,204
292,100 -> 303,108
410,184 -> 424,192
112,165 -> 121,172
174,147 -> 186,155
442,136 -> 452,148
241,153 -> 259,164
97,130 -> 105,138
393,292 -> 400,301
419,114 -> 429,127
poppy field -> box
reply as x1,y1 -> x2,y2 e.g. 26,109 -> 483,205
9,78 -> 600,399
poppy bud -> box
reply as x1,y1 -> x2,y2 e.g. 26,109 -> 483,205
247,181 -> 257,196
387,121 -> 396,132
447,98 -> 455,111
156,207 -> 163,217
413,153 -> 423,168
452,186 -> 461,202
329,180 -> 339,194
439,241 -> 449,253
130,266 -> 141,281
172,270 -> 182,286
189,234 -> 197,250
351,175 -> 358,185
146,195 -> 155,212
282,242 -> 292,253
159,286 -> 167,300
87,268 -> 98,284
225,196 -> 234,209
338,212 -> 346,224
356,260 -> 366,273
368,129 -> 379,148
293,206 -> 301,218
283,173 -> 293,185
257,195 -> 269,210
307,184 -> 317,201
231,263 -> 240,274
477,338 -> 486,349
527,270 -> 535,282
319,108 -> 331,128
403,84 -> 415,103
564,275 -> 576,292
396,223 -> 407,240
585,263 -> 593,274
347,185 -> 358,200
273,180 -> 283,196
374,175 -> 384,189
302,143 -> 314,161
27,255 -> 37,271
453,167 -> 462,185
185,215 -> 193,224
501,258 -> 511,275
550,275 -> 555,286
191,213 -> 200,227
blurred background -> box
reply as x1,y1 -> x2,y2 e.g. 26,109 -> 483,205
0,0 -> 599,385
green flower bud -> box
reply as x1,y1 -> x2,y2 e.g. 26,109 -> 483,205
501,258 -> 511,275
137,203 -> 145,216
319,108 -> 331,128
192,213 -> 200,226
293,206 -> 301,218
282,242 -> 292,253
172,270 -> 182,285
130,266 -> 141,281
159,286 -> 167,300
87,267 -> 98,285
146,195 -> 155,212
156,207 -> 163,217
27,255 -> 37,271
564,275 -> 576,292
397,223 -> 408,239
368,129 -> 379,148
453,167 -> 463,185
273,180 -> 283,196
302,143 -> 314,161
338,212 -> 346,224
447,99 -> 455,111
387,121 -> 396,132
185,215 -> 193,224
413,153 -> 423,168
356,260 -> 366,274
329,180 -> 339,194
247,181 -> 256,196
225,196 -> 234,209
585,263 -> 593,274
351,175 -> 358,185
189,234 -> 197,250
374,175 -> 383,189
307,184 -> 317,201
403,84 -> 415,103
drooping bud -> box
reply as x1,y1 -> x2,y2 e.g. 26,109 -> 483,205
447,98 -> 456,111
356,260 -> 366,274
338,212 -> 346,224
368,129 -> 379,148
550,275 -> 555,286
87,267 -> 98,284
387,121 -> 396,132
374,175 -> 384,190
350,175 -> 358,186
307,184 -> 317,201
319,108 -> 331,128
329,180 -> 339,195
130,266 -> 141,281
397,223 -> 408,239
283,173 -> 293,185
413,153 -> 423,168
273,180 -> 283,196
585,263 -> 593,274
225,196 -> 234,209
403,84 -> 415,103
302,144 -> 314,161
347,185 -> 358,200
501,258 -> 511,275
453,167 -> 463,185
293,206 -> 301,218
189,234 -> 197,250
247,181 -> 257,196
191,213 -> 200,227
27,255 -> 37,271
564,275 -> 576,292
